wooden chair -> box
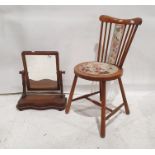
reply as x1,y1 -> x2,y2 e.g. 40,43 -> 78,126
65,15 -> 142,138
17,51 -> 66,111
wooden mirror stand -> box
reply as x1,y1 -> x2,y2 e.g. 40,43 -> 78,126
17,51 -> 66,111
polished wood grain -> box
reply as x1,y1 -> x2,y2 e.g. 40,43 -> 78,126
99,15 -> 142,25
29,79 -> 58,90
65,15 -> 142,138
17,94 -> 66,111
100,81 -> 106,138
17,51 -> 66,111
65,75 -> 78,114
118,77 -> 130,114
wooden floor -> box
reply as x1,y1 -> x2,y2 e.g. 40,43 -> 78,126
0,86 -> 155,148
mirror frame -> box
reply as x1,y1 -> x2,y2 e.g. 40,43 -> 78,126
22,51 -> 60,91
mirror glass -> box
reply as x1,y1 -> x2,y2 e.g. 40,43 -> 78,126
25,55 -> 58,90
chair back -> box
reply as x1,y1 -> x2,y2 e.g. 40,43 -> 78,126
97,15 -> 142,67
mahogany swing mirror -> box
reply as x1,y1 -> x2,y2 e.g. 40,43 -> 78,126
17,51 -> 66,110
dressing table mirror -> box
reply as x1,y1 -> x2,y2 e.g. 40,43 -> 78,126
17,51 -> 66,110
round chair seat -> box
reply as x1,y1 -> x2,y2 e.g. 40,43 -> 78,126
74,61 -> 123,81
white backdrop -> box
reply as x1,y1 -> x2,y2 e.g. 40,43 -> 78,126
0,5 -> 154,93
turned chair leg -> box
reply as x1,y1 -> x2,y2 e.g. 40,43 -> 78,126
118,77 -> 130,114
99,81 -> 102,101
100,80 -> 106,138
65,75 -> 78,114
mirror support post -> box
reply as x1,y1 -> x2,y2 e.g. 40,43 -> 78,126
19,70 -> 26,97
59,71 -> 65,95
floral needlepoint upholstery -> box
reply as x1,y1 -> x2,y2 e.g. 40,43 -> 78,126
78,62 -> 118,75
108,24 -> 125,64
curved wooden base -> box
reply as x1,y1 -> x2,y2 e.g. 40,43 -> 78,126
17,94 -> 66,111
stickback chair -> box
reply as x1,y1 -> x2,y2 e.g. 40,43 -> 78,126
65,15 -> 142,138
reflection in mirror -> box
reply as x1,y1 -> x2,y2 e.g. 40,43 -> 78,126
25,55 -> 58,90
